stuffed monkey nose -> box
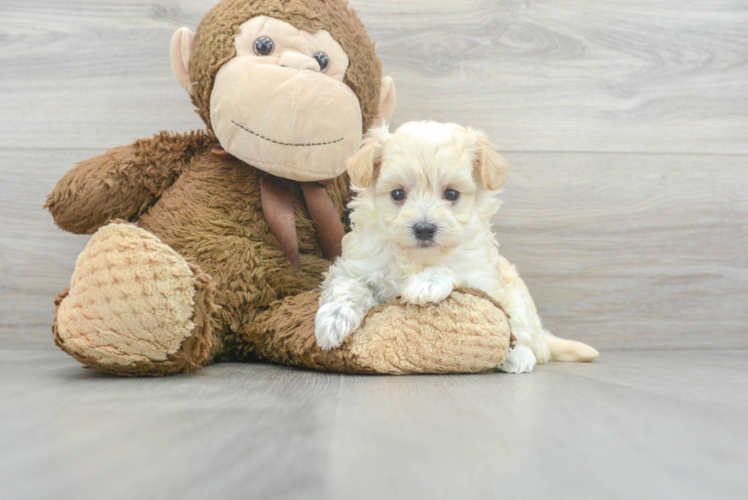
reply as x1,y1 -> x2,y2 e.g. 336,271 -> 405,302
278,51 -> 321,71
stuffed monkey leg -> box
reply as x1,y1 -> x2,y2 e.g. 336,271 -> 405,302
237,289 -> 513,374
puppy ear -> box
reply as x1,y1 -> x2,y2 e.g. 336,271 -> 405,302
348,124 -> 390,188
470,130 -> 510,190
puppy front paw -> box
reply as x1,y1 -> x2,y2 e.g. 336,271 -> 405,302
315,301 -> 363,350
401,273 -> 454,306
496,345 -> 537,374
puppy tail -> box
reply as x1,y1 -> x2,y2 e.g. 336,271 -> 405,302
544,331 -> 599,362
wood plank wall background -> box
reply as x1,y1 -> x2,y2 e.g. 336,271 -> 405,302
1,0 -> 746,351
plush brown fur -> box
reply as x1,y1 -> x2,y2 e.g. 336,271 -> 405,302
45,131 -> 216,234
137,141 -> 349,334
45,0 -> 512,376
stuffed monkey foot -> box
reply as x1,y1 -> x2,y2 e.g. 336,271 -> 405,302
53,222 -> 219,376
240,289 -> 512,374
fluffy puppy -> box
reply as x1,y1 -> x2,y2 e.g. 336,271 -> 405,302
315,121 -> 598,372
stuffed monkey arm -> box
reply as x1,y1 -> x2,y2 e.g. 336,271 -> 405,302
45,130 -> 215,234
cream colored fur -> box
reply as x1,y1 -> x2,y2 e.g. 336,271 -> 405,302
315,121 -> 598,372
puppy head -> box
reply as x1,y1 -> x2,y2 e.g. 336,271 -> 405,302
347,121 -> 509,255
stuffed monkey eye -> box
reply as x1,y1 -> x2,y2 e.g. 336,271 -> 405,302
444,189 -> 460,202
253,36 -> 275,56
391,189 -> 406,202
312,51 -> 329,72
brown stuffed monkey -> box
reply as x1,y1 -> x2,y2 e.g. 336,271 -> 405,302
45,0 -> 512,376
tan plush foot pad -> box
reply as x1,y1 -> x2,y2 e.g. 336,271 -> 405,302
53,222 -> 218,376
242,289 -> 512,374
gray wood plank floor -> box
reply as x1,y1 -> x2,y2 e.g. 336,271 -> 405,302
1,349 -> 746,500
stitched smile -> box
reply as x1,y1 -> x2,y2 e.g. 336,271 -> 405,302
231,121 -> 343,147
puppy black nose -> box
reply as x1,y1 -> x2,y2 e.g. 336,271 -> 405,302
413,223 -> 437,241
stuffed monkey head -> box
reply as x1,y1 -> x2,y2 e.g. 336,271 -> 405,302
170,0 -> 396,182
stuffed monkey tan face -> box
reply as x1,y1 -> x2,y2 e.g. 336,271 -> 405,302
171,12 -> 396,182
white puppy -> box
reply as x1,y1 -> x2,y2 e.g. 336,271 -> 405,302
315,121 -> 598,372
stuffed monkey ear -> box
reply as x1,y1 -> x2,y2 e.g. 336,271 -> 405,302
347,124 -> 390,188
470,130 -> 510,190
170,28 -> 195,94
372,77 -> 396,128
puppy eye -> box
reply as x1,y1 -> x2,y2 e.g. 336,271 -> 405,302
391,189 -> 406,202
444,189 -> 460,201
312,51 -> 329,72
253,36 -> 275,56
